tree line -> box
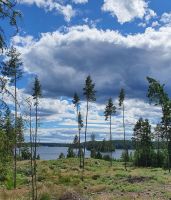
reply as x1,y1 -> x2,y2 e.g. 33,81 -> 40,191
0,3 -> 42,197
0,46 -> 42,199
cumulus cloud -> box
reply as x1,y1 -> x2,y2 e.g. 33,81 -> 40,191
12,25 -> 171,102
101,0 -> 156,24
11,24 -> 171,142
160,12 -> 171,25
17,0 -> 75,22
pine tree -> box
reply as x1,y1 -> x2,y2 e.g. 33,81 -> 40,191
16,116 -> 24,159
32,77 -> 41,199
104,98 -> 116,166
73,134 -> 79,155
0,0 -> 21,51
83,75 -> 96,170
78,111 -> 83,167
72,93 -> 83,167
119,88 -> 127,170
1,46 -> 23,188
25,97 -> 34,200
3,108 -> 14,157
147,77 -> 171,172
133,118 -> 153,167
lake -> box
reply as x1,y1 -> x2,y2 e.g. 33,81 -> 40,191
36,146 -> 134,160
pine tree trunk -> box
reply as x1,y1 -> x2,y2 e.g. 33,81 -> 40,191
110,115 -> 112,167
79,128 -> 82,168
14,72 -> 17,189
83,100 -> 89,171
168,139 -> 171,173
123,104 -> 127,171
165,124 -> 170,172
76,106 -> 82,168
157,133 -> 160,167
29,105 -> 35,200
34,99 -> 38,199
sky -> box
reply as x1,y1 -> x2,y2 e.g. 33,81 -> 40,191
2,0 -> 171,143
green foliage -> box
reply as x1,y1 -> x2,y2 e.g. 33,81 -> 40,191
121,149 -> 130,162
37,154 -> 40,160
16,116 -> 24,143
1,46 -> 23,83
59,153 -> 65,159
83,75 -> 96,102
0,0 -> 21,50
21,146 -> 31,160
32,76 -> 42,100
73,134 -> 79,149
119,88 -> 125,107
133,118 -> 154,167
147,77 -> 171,170
104,98 -> 116,120
0,129 -> 12,181
146,77 -> 168,106
86,139 -> 115,152
39,193 -> 51,200
78,111 -> 83,129
67,146 -> 75,158
72,92 -> 80,107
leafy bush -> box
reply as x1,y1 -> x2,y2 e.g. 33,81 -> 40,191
21,146 -> 31,160
39,193 -> 51,200
133,149 -> 166,167
121,149 -> 129,162
59,152 -> 65,159
67,146 -> 75,158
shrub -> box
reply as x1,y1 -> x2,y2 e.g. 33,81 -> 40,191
39,193 -> 51,200
59,153 -> 65,159
67,146 -> 75,158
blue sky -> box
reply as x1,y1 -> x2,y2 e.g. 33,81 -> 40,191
3,0 -> 171,143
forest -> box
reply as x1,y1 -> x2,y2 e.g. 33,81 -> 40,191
0,0 -> 171,200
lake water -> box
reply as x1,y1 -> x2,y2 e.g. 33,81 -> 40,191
36,146 -> 134,160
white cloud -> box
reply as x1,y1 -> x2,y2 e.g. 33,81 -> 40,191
151,21 -> 160,27
17,0 -> 75,22
138,22 -> 146,28
72,0 -> 88,4
101,0 -> 156,24
160,12 -> 171,25
11,25 -> 171,102
144,9 -> 156,22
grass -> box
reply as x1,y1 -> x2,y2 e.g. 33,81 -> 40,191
0,158 -> 171,199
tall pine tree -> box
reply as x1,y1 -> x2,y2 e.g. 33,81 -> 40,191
119,88 -> 127,170
32,77 -> 41,199
104,98 -> 116,166
83,75 -> 96,170
1,46 -> 23,188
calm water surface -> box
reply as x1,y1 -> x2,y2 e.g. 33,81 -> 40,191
37,146 -> 134,160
